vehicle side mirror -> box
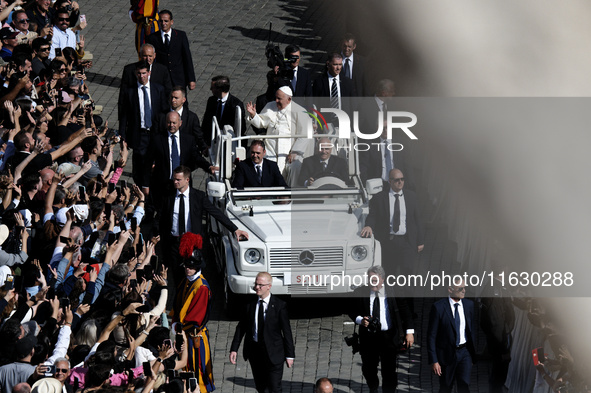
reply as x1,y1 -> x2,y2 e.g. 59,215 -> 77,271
207,181 -> 226,198
366,179 -> 383,196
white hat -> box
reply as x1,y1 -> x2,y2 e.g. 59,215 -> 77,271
278,86 -> 293,97
57,162 -> 81,177
56,207 -> 68,226
72,204 -> 89,221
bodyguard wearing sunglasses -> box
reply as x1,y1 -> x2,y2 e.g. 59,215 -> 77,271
361,168 -> 424,277
427,280 -> 476,393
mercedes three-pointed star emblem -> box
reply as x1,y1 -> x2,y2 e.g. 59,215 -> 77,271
298,249 -> 315,265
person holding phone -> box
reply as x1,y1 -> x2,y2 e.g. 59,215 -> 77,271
170,233 -> 214,392
49,8 -> 85,61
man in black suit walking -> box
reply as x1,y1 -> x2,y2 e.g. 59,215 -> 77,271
118,60 -> 168,186
146,10 -> 196,90
361,168 -> 424,277
428,279 -> 476,393
348,266 -> 414,393
230,272 -> 295,393
159,165 -> 248,287
145,111 -> 212,206
120,44 -> 172,98
341,33 -> 368,96
232,140 -> 288,188
201,75 -> 246,147
298,137 -> 349,186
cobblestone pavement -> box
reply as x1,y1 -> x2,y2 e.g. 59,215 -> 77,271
82,0 -> 499,391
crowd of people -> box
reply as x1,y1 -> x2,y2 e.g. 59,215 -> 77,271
0,0 -> 586,392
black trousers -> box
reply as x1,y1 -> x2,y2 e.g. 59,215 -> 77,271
248,341 -> 284,393
131,132 -> 151,187
439,347 -> 472,393
360,330 -> 401,392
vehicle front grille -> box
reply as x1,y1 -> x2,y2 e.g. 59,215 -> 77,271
269,247 -> 344,268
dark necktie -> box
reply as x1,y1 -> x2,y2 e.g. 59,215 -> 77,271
330,78 -> 339,109
454,303 -> 461,345
344,58 -> 351,79
393,194 -> 400,233
164,33 -> 170,47
142,85 -> 152,128
291,69 -> 297,92
170,134 -> 180,174
383,101 -> 388,113
178,194 -> 186,235
255,164 -> 262,184
384,142 -> 393,175
372,292 -> 380,320
216,99 -> 223,120
321,161 -> 327,171
257,299 -> 265,341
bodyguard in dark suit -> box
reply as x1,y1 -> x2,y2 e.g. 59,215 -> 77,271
284,45 -> 313,98
146,10 -> 196,90
232,140 -> 287,188
361,168 -> 424,276
341,33 -> 368,96
120,44 -> 172,97
155,86 -> 206,152
145,112 -> 212,206
201,75 -> 246,146
298,137 -> 349,186
118,60 -> 168,186
312,53 -> 356,123
158,166 -> 248,287
230,272 -> 295,393
348,266 -> 414,393
427,280 -> 476,393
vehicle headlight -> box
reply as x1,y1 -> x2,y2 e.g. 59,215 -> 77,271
351,246 -> 368,261
244,248 -> 261,264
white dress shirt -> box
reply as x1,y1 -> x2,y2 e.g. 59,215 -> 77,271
328,73 -> 342,109
161,30 -> 171,43
167,131 -> 181,178
137,81 -> 152,129
254,293 -> 270,342
389,189 -> 407,235
449,297 -> 467,345
354,288 -> 414,333
342,52 -> 354,78
171,188 -> 191,236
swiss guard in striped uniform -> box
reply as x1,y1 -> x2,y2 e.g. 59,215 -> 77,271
171,233 -> 215,392
129,0 -> 160,54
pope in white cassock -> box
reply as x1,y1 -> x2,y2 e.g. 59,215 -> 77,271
245,86 -> 313,187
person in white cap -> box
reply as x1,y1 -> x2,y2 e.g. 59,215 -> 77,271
245,86 -> 313,187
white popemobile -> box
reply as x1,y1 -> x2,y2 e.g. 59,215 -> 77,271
205,120 -> 383,311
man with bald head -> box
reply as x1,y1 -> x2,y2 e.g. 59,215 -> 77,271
145,111 -> 212,207
120,43 -> 172,100
246,86 -> 313,187
315,378 -> 334,393
156,86 -> 205,152
362,168 -> 424,276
